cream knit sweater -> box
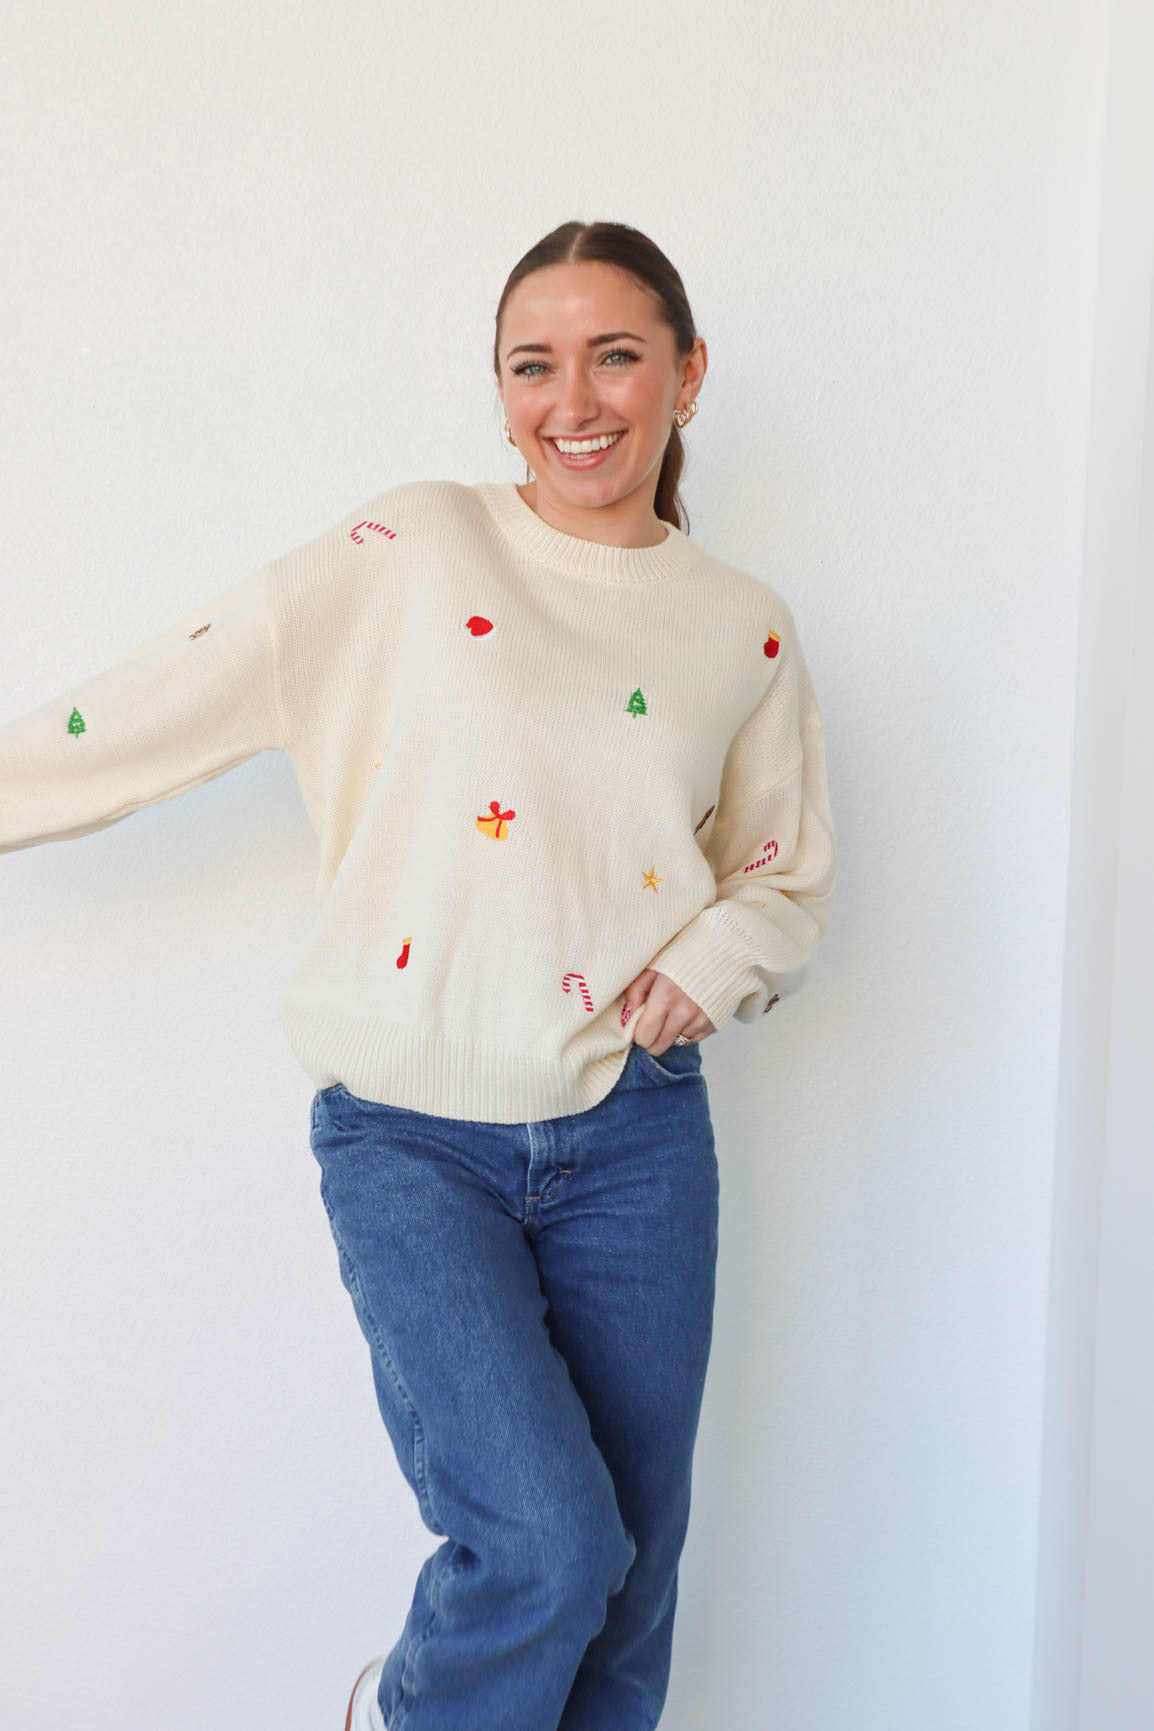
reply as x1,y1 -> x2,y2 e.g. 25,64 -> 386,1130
1,478 -> 837,1122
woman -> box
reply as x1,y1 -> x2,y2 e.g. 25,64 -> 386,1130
0,220 -> 837,1730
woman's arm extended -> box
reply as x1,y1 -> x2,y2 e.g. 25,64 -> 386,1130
0,563 -> 285,854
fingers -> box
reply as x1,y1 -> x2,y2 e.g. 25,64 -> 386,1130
632,1006 -> 711,1056
620,968 -> 656,1028
620,971 -> 715,1055
644,1021 -> 710,1057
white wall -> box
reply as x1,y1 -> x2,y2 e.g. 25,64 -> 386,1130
1055,0 -> 1154,1717
1075,270 -> 1154,1731
0,3 -> 1142,1728
1029,1 -> 1154,1727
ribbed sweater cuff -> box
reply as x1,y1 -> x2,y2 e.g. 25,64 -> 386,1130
646,906 -> 769,1033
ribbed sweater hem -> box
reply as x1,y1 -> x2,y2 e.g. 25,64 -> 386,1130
278,1001 -> 635,1125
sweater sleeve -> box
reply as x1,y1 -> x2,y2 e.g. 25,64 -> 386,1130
0,563 -> 285,854
646,612 -> 837,1032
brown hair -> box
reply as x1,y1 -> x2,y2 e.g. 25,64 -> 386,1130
493,220 -> 699,534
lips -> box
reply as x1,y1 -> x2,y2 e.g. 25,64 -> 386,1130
547,431 -> 626,450
546,430 -> 628,467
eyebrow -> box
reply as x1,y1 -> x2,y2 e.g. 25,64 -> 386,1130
505,330 -> 649,359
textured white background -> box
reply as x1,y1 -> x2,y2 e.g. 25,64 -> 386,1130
1,3 -> 1150,1729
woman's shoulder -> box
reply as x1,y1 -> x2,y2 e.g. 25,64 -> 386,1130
345,476 -> 520,549
686,537 -> 802,638
343,475 -> 478,524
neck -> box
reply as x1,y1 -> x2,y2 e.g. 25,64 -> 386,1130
475,481 -> 701,585
515,479 -> 670,549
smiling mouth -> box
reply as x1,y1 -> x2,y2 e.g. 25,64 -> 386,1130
547,430 -> 627,454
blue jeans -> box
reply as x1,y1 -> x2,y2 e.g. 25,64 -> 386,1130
308,1036 -> 719,1731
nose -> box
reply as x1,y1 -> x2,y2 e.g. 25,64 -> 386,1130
556,367 -> 602,426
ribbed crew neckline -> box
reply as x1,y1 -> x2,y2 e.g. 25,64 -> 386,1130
474,481 -> 703,584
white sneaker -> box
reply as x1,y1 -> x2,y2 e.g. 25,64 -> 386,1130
344,1656 -> 387,1731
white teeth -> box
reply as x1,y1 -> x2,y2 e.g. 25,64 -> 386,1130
553,431 -> 623,454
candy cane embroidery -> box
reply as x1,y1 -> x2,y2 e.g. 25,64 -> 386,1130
476,800 -> 516,839
562,973 -> 594,1013
626,688 -> 647,717
744,839 -> 779,872
188,623 -> 212,640
763,630 -> 780,659
349,520 -> 398,544
67,707 -> 86,737
641,866 -> 662,892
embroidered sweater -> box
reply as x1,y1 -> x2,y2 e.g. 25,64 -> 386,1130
0,479 -> 837,1123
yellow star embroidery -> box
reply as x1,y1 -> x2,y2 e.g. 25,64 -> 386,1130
642,866 -> 663,892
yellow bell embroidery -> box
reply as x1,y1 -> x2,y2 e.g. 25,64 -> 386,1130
476,800 -> 516,840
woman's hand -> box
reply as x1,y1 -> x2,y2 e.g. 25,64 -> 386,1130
621,968 -> 716,1057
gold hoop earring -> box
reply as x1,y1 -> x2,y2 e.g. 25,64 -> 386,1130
673,400 -> 699,430
504,417 -> 517,446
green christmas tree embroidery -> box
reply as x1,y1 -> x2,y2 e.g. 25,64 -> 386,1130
626,688 -> 647,717
67,707 -> 86,737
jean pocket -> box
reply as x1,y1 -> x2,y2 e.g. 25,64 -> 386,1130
310,1083 -> 353,1144
632,1039 -> 703,1084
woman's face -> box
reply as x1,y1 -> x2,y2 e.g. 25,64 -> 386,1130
498,260 -> 705,521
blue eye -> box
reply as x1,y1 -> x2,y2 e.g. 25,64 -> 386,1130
511,348 -> 640,378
